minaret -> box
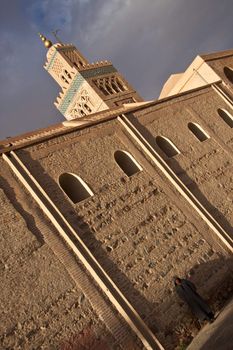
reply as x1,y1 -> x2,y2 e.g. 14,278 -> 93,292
39,33 -> 143,120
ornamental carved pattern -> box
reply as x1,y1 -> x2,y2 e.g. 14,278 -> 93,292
64,50 -> 85,68
69,89 -> 94,119
52,58 -> 64,76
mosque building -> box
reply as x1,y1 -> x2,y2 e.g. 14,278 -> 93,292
0,34 -> 232,349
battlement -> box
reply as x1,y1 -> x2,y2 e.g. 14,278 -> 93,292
79,60 -> 112,71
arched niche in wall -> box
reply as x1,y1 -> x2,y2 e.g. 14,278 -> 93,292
114,150 -> 142,176
217,108 -> 233,128
223,66 -> 233,84
156,136 -> 180,158
59,173 -> 93,204
188,122 -> 209,142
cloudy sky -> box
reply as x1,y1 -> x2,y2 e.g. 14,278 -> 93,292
1,0 -> 233,140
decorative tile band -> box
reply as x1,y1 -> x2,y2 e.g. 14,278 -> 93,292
58,73 -> 85,114
56,65 -> 117,115
82,65 -> 116,79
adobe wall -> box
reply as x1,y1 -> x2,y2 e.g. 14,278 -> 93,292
15,118 -> 232,348
0,158 -> 118,350
134,87 -> 233,235
205,54 -> 233,97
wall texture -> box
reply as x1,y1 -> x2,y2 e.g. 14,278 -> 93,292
0,158 -> 136,350
1,53 -> 233,349
135,87 -> 233,235
8,110 -> 232,348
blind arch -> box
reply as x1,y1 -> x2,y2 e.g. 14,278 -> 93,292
114,150 -> 142,176
59,173 -> 93,204
224,66 -> 233,84
217,108 -> 233,128
156,136 -> 180,158
188,122 -> 209,141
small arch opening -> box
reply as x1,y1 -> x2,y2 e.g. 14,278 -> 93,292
156,136 -> 180,158
105,83 -> 114,95
98,83 -> 108,96
59,173 -> 93,204
217,108 -> 233,128
84,103 -> 92,113
224,66 -> 233,84
111,81 -> 120,93
114,150 -> 142,177
188,122 -> 209,141
116,79 -> 125,92
61,75 -> 69,84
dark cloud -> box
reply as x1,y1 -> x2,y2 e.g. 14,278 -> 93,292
1,0 -> 233,139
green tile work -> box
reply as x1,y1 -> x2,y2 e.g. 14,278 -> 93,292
46,51 -> 58,72
82,65 -> 116,78
57,65 -> 116,115
58,73 -> 85,114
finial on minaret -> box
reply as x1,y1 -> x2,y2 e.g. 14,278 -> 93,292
38,33 -> 53,49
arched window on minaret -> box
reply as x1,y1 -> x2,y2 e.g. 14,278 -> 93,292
94,76 -> 127,96
59,173 -> 93,204
94,78 -> 109,96
99,85 -> 109,96
69,89 -> 94,118
114,150 -> 142,176
105,78 -> 115,94
73,62 -> 83,69
64,69 -> 72,80
188,122 -> 209,141
79,107 -> 86,116
223,66 -> 233,84
116,78 -> 126,92
61,75 -> 69,84
156,136 -> 180,158
84,104 -> 92,113
217,108 -> 233,128
111,78 -> 120,93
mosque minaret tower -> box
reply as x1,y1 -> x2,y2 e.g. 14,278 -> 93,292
39,33 -> 142,121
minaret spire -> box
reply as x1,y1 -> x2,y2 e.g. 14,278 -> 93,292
38,33 -> 53,49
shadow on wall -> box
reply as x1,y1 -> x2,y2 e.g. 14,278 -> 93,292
127,113 -> 233,238
198,299 -> 233,350
157,258 -> 233,349
60,325 -> 110,350
8,150 -> 162,337
8,150 -> 233,350
0,174 -> 44,244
